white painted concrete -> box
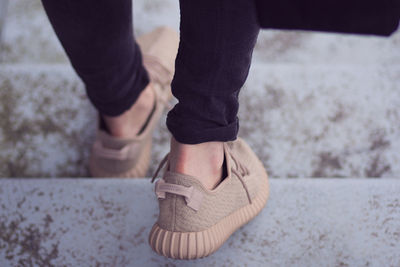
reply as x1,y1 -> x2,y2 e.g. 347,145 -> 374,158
0,178 -> 399,266
2,0 -> 400,65
1,63 -> 400,178
1,0 -> 400,178
1,2 -> 399,266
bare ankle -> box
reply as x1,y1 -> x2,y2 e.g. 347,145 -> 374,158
169,137 -> 224,190
103,84 -> 155,138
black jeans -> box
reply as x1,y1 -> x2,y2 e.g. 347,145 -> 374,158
42,0 -> 260,144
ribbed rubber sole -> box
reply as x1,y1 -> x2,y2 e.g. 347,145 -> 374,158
88,139 -> 152,178
148,172 -> 269,260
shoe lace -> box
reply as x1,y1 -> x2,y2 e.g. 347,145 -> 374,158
228,147 -> 252,204
151,146 -> 252,205
143,54 -> 173,110
150,153 -> 203,211
143,54 -> 172,86
151,153 -> 169,183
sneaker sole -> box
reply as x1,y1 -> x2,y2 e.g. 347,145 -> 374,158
148,168 -> 269,259
88,139 -> 152,178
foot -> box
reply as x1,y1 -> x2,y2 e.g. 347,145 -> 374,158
168,136 -> 224,190
89,26 -> 179,178
103,83 -> 155,139
149,138 -> 270,259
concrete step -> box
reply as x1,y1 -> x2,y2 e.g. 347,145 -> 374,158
1,0 -> 400,65
1,63 -> 399,178
0,0 -> 180,64
0,178 -> 399,266
1,0 -> 400,178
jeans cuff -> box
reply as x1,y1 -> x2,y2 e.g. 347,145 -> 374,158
166,113 -> 239,144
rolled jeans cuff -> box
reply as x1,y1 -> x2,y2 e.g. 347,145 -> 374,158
166,112 -> 239,144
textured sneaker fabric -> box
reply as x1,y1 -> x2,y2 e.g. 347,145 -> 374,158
92,129 -> 152,174
156,137 -> 266,232
89,27 -> 179,177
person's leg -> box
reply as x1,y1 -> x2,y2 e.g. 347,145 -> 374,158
166,0 -> 260,189
149,2 -> 268,257
41,0 -> 154,138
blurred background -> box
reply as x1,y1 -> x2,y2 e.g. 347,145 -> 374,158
0,0 -> 399,178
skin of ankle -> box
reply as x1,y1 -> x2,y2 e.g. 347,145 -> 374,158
103,84 -> 155,138
169,137 -> 224,190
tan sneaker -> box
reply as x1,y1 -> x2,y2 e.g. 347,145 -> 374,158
149,137 -> 270,259
89,26 -> 179,178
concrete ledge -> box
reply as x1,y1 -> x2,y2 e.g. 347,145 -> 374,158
3,0 -> 400,65
0,178 -> 399,266
1,63 -> 400,178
